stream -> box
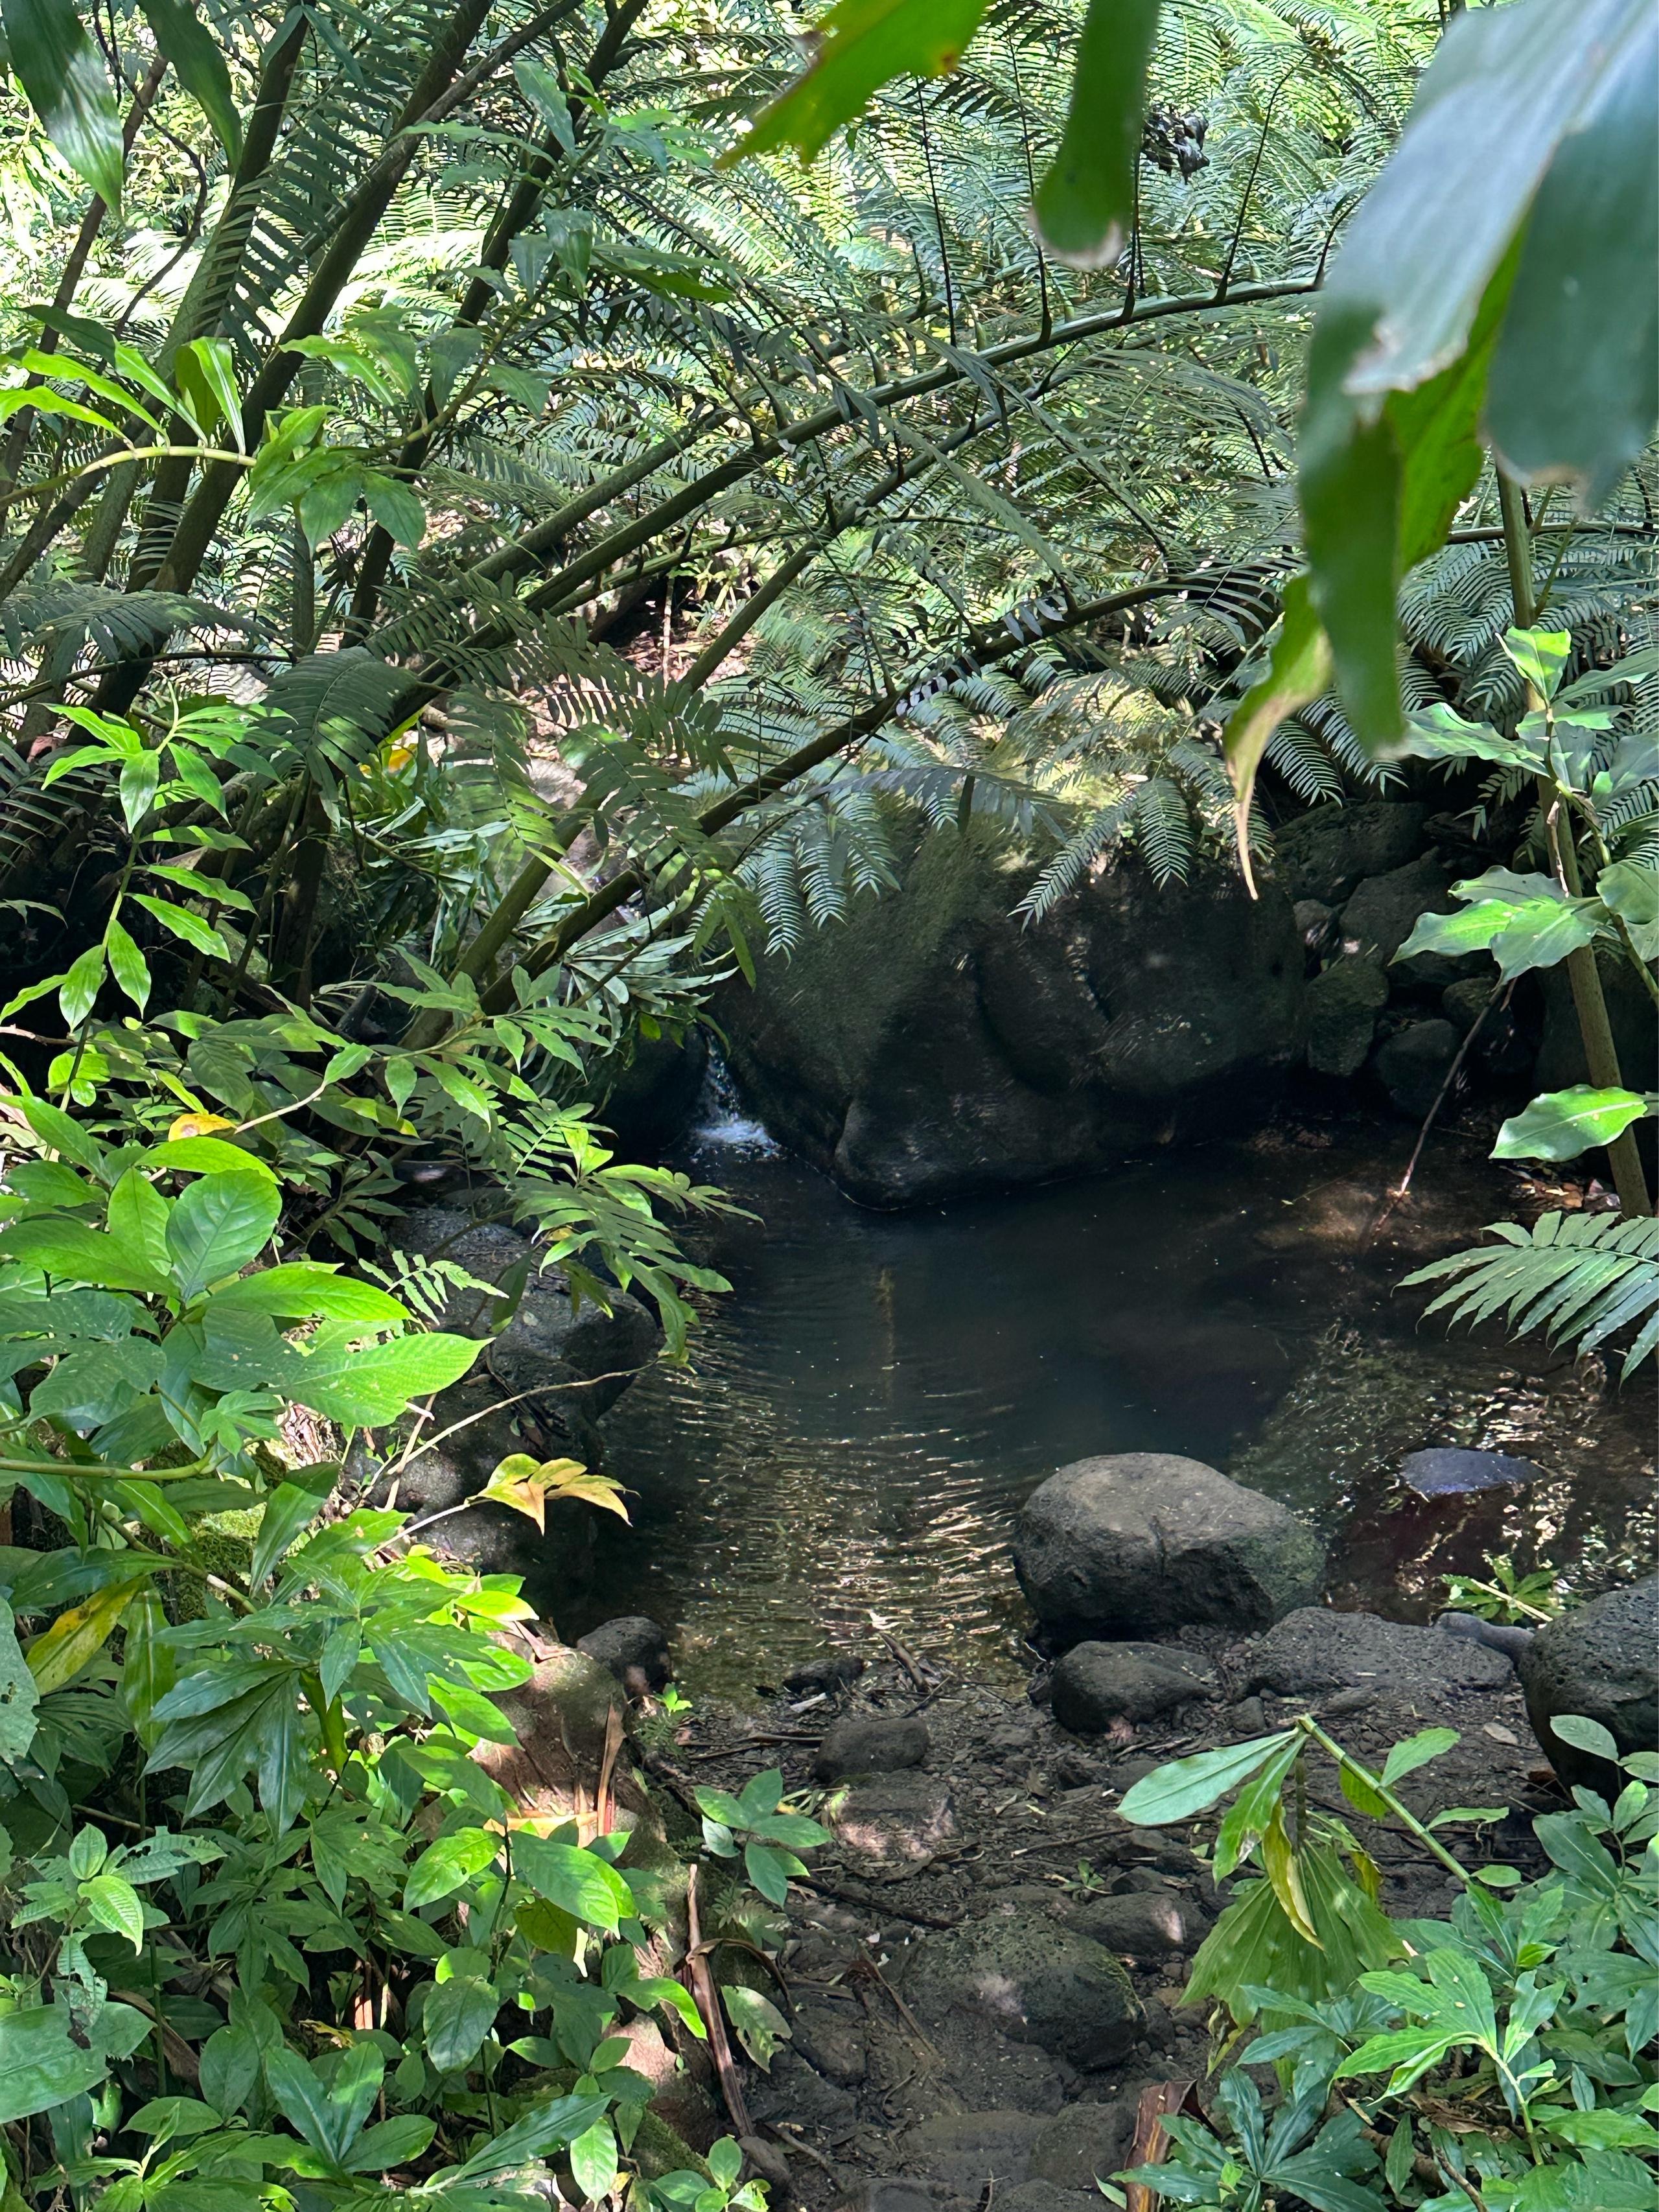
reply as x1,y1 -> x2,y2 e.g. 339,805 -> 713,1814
568,1093 -> 1656,1697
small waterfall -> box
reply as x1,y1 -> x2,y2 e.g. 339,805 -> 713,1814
688,1051 -> 781,1156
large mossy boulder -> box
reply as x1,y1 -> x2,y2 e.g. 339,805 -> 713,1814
1519,1576 -> 1658,1790
1015,1453 -> 1324,1640
718,823 -> 1304,1205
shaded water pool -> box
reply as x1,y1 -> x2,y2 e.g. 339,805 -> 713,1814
570,1108 -> 1656,1697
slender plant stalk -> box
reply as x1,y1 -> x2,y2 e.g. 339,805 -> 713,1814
1499,469 -> 1651,1217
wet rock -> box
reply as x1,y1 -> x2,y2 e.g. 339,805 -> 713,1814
1067,1891 -> 1203,1956
1519,1574 -> 1658,1790
1030,2100 -> 1139,2191
577,1614 -> 671,1688
719,825 -> 1305,1207
825,1770 -> 955,1869
815,1712 -> 929,1781
1237,1608 -> 1511,1699
1341,854 -> 1461,972
895,1909 -> 1144,2068
1399,1447 -> 1541,1498
1305,955 -> 1389,1078
597,1027 -> 708,1157
1373,1019 -> 1461,1117
901,2113 -> 1046,2191
784,1652 -> 866,1696
1014,1453 -> 1324,1640
1049,1643 -> 1215,1734
1272,801 -> 1427,905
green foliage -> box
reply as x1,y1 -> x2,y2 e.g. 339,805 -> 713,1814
1403,1211 -> 1659,1379
1116,1714 -> 1659,2212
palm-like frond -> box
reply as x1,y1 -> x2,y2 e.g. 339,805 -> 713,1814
1404,1212 -> 1659,1377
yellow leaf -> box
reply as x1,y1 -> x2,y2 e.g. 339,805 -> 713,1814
1261,1804 -> 1321,1948
478,1455 -> 629,1529
168,1111 -> 237,1140
26,1574 -> 152,1694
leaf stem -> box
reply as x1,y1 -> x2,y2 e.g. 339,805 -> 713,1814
1294,1717 -> 1475,1888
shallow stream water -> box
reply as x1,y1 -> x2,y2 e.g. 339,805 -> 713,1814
570,1094 -> 1656,1697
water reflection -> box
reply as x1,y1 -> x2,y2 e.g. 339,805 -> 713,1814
570,1121 -> 1655,1697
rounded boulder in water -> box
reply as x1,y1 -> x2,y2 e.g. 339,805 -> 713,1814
1014,1453 -> 1324,1638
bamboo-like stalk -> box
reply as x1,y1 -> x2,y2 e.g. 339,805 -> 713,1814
1499,469 -> 1651,1217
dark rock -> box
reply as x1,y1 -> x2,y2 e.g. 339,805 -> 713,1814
1443,976 -> 1534,1074
1067,1891 -> 1202,1956
1294,897 -> 1336,949
1339,853 -> 1452,966
1030,2100 -> 1139,2191
718,825 -> 1305,1207
815,1712 -> 929,1781
372,1206 -> 661,1601
900,2113 -> 1045,2191
793,2004 -> 866,2084
784,1652 -> 866,1695
1014,1453 -> 1324,1640
1238,1608 -> 1511,1698
597,1027 -> 708,1157
1437,1612 -> 1534,1662
895,1910 -> 1144,2068
738,2137 -> 792,2190
866,2183 -> 937,2212
1399,1447 -> 1542,1498
1373,1019 -> 1461,1117
577,1614 -> 670,1688
1272,801 -> 1427,905
1518,1576 -> 1658,1789
824,1771 -> 955,1869
1049,1642 -> 1216,1733
1305,955 -> 1389,1077
1229,1695 -> 1268,1736
999,2183 -> 1103,2212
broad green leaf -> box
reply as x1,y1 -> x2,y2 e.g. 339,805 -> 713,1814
0,1215 -> 172,1293
119,749 -> 161,832
104,916 -> 151,1012
249,1462 -> 335,1591
1504,625 -> 1572,701
17,1095 -> 105,1169
130,894 -> 229,958
30,1336 -> 162,1427
1549,1712 -> 1621,1764
423,1971 -> 500,2073
119,1587 -> 174,1748
107,1167 -> 170,1274
25,1572 -> 150,1692
1485,11 -> 1658,507
143,1135 -> 275,1180
207,1263 -> 408,1322
443,2093 -> 609,2182
343,2113 -> 437,2173
59,942 -> 106,1028
80,1870 -> 145,1949
725,0 -> 989,166
1119,1732 -> 1297,1826
0,0 -> 122,210
364,473 -> 426,548
744,1837 -> 808,1904
281,1327 -> 481,1425
1223,575 -> 1332,876
137,0 -> 241,162
0,2001 -> 150,2125
405,1827 -> 501,1910
1379,1728 -> 1460,1787
1596,861 -> 1659,959
165,1170 -> 280,1299
1030,0 -> 1160,266
568,2119 -> 618,2201
175,336 -> 244,449
720,1984 -> 791,2070
0,1598 -> 40,1761
513,1835 -> 634,1932
1492,1086 -> 1654,1163
8,1159 -> 96,1208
